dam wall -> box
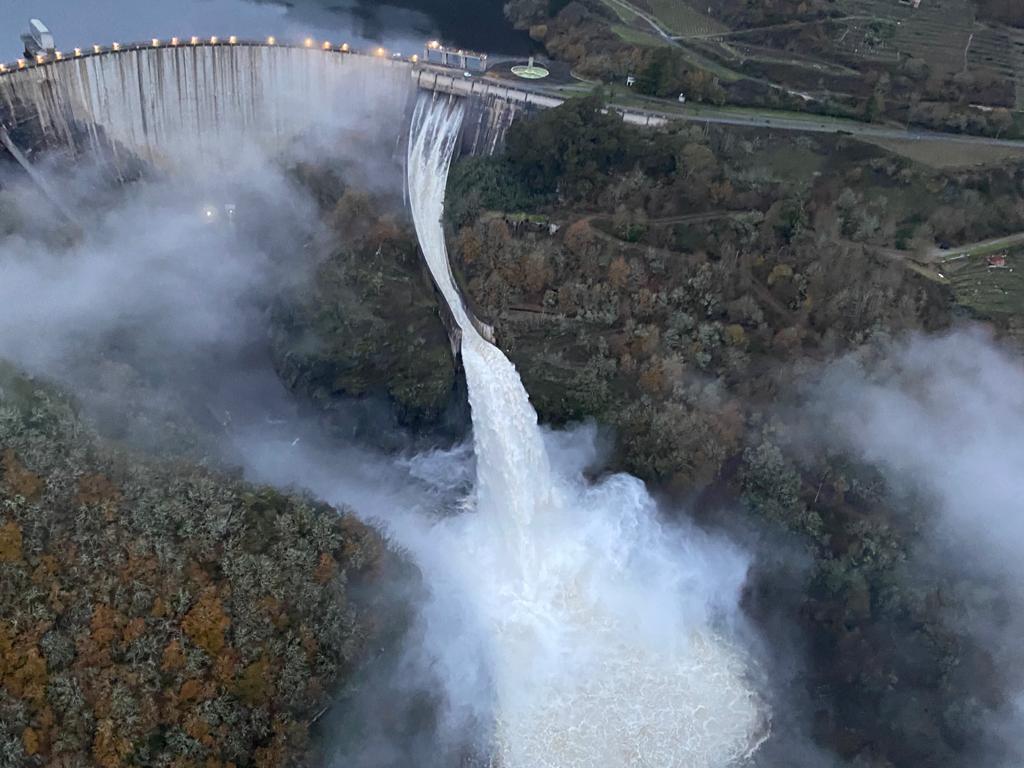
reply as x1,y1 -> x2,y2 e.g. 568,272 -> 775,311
0,44 -> 416,166
459,91 -> 522,157
0,44 -> 666,170
0,41 -> 666,171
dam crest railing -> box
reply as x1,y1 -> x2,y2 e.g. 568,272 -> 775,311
0,37 -> 415,77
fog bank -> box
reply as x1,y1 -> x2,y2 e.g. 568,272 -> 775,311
811,328 -> 1024,765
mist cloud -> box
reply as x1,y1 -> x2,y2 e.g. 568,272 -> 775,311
813,328 -> 1024,580
809,328 -> 1024,765
0,62 -> 478,764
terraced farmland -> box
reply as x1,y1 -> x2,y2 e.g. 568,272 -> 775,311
968,26 -> 1024,108
835,0 -> 975,72
947,251 -> 1024,316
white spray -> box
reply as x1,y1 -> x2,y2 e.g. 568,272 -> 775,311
406,94 -> 767,766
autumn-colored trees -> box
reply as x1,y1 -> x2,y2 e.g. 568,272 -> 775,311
0,366 -> 380,767
635,48 -> 726,104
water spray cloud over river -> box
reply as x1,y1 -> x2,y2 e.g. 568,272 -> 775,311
405,93 -> 768,767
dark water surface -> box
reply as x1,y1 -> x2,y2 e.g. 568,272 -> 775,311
260,0 -> 534,53
0,0 -> 531,61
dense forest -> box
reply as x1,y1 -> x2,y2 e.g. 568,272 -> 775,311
0,363 -> 379,766
270,164 -> 459,437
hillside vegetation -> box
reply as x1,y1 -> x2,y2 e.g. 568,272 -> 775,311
270,165 -> 459,437
0,363 -> 379,767
505,0 -> 1024,138
445,95 -> 1024,765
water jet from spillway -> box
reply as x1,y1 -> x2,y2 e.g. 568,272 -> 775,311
406,93 -> 768,767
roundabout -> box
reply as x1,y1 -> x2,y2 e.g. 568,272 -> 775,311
511,62 -> 549,79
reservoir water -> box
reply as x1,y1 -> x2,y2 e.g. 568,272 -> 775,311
0,0 -> 531,62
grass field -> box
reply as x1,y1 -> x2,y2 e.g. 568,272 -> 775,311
644,0 -> 728,37
601,0 -> 640,25
864,138 -> 1024,169
612,24 -> 672,48
600,0 -> 742,79
947,252 -> 1024,315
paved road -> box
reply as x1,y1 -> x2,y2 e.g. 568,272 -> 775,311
482,70 -> 1024,150
932,231 -> 1024,262
600,98 -> 1024,148
604,0 -> 678,42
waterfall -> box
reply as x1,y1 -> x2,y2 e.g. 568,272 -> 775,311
407,93 -> 768,766
408,94 -> 553,540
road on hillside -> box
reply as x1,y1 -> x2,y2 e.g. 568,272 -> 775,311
932,231 -> 1024,262
616,104 -> 1024,149
480,70 -> 1024,151
478,0 -> 1024,153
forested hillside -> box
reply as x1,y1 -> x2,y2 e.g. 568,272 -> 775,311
0,363 -> 379,766
504,0 -> 1024,138
443,95 -> 1024,765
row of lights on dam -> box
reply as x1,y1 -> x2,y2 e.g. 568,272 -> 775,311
0,36 -> 415,72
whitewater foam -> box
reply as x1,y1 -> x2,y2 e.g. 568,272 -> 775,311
406,93 -> 767,767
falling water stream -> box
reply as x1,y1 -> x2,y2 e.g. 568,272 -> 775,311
0,28 -> 769,763
406,93 -> 768,767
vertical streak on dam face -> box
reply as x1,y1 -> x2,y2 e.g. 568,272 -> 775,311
0,46 -> 415,165
460,92 -> 521,157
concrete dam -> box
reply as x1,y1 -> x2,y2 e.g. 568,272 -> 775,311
0,41 -> 541,168
0,43 -> 417,165
0,39 -> 519,346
